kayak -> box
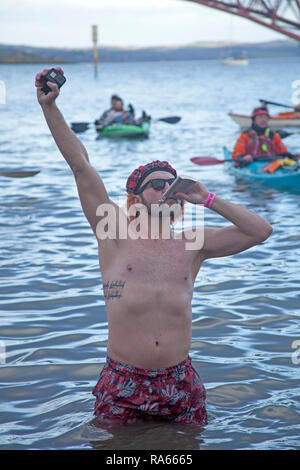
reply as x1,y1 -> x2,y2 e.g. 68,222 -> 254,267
96,121 -> 150,139
223,147 -> 300,191
229,111 -> 300,130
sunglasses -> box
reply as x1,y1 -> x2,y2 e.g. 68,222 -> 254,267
136,178 -> 176,194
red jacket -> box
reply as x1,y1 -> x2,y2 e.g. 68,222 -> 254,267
232,129 -> 287,159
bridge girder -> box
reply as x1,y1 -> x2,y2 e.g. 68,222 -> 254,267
187,1 -> 300,42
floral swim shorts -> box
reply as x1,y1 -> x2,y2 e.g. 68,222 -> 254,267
92,356 -> 207,425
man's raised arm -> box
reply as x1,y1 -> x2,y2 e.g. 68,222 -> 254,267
35,68 -> 91,172
35,68 -> 118,235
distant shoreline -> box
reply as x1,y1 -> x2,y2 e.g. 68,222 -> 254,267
0,40 -> 299,64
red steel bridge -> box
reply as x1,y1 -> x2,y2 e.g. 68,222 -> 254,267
186,1 -> 300,42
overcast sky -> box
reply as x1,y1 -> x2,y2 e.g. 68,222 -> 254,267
0,0 -> 285,49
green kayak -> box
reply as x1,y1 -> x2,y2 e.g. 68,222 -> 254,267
96,121 -> 150,139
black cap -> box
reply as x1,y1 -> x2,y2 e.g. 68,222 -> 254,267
111,94 -> 122,102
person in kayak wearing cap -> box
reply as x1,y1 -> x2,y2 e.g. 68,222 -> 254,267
96,94 -> 135,130
232,106 -> 291,167
35,68 -> 273,426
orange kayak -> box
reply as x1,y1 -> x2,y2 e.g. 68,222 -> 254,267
229,111 -> 300,130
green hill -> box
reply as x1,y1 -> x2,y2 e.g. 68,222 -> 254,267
0,40 -> 299,63
0,50 -> 64,64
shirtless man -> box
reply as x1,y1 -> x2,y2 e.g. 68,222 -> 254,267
35,68 -> 273,426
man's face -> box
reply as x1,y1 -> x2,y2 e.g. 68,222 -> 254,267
254,114 -> 269,129
135,170 -> 182,220
112,99 -> 123,111
138,171 -> 175,204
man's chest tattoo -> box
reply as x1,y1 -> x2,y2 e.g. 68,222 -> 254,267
103,280 -> 126,300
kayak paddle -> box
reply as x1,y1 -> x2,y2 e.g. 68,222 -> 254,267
71,116 -> 181,133
190,157 -> 228,165
259,99 -> 294,110
277,129 -> 300,139
0,170 -> 40,178
190,154 -> 294,166
71,122 -> 90,133
155,116 -> 181,124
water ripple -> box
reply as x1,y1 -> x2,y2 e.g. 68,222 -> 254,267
0,59 -> 300,449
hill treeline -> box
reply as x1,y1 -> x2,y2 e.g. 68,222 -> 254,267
0,40 -> 299,64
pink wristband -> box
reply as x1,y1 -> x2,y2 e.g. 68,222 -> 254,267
204,192 -> 216,208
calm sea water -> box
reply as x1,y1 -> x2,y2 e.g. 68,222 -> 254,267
0,58 -> 300,450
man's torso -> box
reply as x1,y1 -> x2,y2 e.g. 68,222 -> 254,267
98,236 -> 203,369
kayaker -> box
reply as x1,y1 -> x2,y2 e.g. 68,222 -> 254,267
35,67 -> 273,425
232,106 -> 299,166
97,94 -> 135,130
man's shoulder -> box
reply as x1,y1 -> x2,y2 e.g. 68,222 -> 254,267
237,130 -> 251,141
99,108 -> 110,118
272,131 -> 281,141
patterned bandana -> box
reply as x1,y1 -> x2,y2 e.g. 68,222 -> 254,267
126,160 -> 177,194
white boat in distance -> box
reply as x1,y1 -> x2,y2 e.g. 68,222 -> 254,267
229,112 -> 300,130
221,57 -> 249,66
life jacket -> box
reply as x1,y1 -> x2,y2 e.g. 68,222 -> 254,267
245,128 -> 277,157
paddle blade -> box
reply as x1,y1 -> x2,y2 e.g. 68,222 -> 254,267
191,157 -> 226,165
277,130 -> 291,139
71,122 -> 90,133
157,116 -> 181,124
0,170 -> 40,178
277,130 -> 300,139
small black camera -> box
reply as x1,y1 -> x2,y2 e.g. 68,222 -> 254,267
40,68 -> 66,95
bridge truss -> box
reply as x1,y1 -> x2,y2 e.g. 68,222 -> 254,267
187,1 -> 300,41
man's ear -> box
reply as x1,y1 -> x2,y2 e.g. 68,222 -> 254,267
128,194 -> 144,219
